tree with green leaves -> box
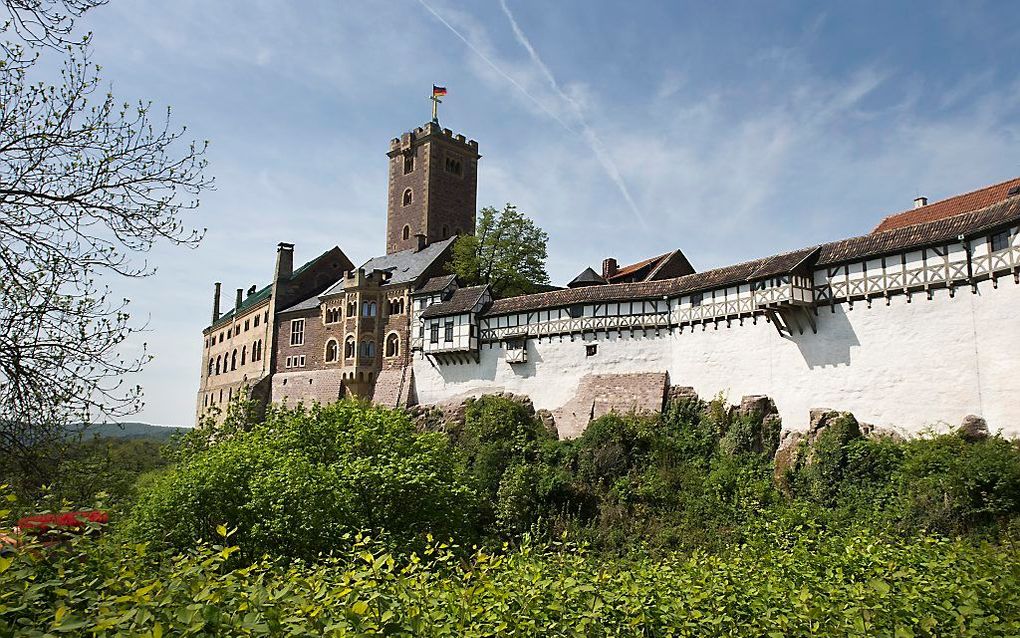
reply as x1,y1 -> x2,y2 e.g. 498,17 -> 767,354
450,204 -> 550,298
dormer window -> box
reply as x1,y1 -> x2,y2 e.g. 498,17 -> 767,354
402,188 -> 413,206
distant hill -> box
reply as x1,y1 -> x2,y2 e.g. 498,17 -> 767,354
81,422 -> 190,441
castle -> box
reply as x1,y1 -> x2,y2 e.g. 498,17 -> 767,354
197,117 -> 1020,437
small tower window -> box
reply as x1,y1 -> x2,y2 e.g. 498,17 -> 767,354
403,154 -> 414,174
445,156 -> 462,175
402,188 -> 412,206
402,225 -> 410,241
442,225 -> 449,239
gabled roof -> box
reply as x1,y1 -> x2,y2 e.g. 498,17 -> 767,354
568,267 -> 608,288
278,282 -> 338,314
320,237 -> 456,297
420,285 -> 490,319
821,194 -> 1020,266
207,248 -> 339,330
872,176 -> 1020,233
485,195 -> 1020,317
609,253 -> 667,281
606,249 -> 695,283
415,274 -> 458,295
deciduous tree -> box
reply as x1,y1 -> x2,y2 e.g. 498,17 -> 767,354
450,204 -> 550,298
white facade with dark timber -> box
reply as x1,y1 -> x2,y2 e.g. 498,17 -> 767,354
410,196 -> 1020,437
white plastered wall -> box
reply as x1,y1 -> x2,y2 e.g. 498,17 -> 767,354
413,279 -> 1020,436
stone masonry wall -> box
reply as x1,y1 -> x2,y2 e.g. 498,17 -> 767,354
552,372 -> 670,438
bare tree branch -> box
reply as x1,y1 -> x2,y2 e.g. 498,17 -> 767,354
0,30 -> 212,478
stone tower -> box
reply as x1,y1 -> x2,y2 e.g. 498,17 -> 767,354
385,121 -> 480,254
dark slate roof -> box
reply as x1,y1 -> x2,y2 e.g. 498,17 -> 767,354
207,249 -> 336,330
485,196 -> 1020,316
321,238 -> 457,296
278,282 -> 338,314
420,285 -> 489,319
568,267 -> 608,288
415,274 -> 457,295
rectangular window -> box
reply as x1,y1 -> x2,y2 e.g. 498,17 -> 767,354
430,323 -> 439,344
444,321 -> 454,343
299,355 -> 306,367
285,356 -> 292,368
254,315 -> 260,327
219,333 -> 224,343
690,292 -> 703,307
290,319 -> 305,346
586,344 -> 598,357
991,231 -> 1009,252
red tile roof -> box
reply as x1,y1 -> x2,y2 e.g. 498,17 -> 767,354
872,176 -> 1020,233
608,253 -> 669,282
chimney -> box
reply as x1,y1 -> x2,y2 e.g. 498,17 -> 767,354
602,258 -> 618,280
415,233 -> 427,252
212,282 -> 222,323
914,196 -> 928,209
275,242 -> 294,281
235,288 -> 243,310
247,285 -> 256,297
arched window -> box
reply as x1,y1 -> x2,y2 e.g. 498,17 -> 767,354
344,336 -> 356,358
402,189 -> 412,206
369,301 -> 377,317
402,225 -> 410,241
325,339 -> 339,363
208,358 -> 214,376
240,346 -> 246,365
360,340 -> 375,358
231,349 -> 238,371
215,355 -> 221,375
454,227 -> 462,236
386,333 -> 400,358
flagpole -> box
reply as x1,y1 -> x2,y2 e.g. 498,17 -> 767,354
430,95 -> 441,123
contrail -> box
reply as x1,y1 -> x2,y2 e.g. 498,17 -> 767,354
416,0 -> 646,227
414,0 -> 577,133
498,0 -> 645,227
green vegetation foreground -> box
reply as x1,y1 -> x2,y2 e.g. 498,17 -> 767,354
3,397 -> 1020,635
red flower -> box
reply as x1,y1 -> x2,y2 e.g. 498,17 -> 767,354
17,510 -> 108,533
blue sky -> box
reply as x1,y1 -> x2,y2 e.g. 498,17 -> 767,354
69,0 -> 1019,426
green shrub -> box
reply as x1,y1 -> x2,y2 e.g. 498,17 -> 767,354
127,401 -> 478,561
3,523 -> 1019,636
896,434 -> 1020,535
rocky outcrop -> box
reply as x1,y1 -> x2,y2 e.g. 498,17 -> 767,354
773,408 -> 861,492
959,414 -> 989,442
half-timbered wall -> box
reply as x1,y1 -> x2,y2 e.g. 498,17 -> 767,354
413,225 -> 1020,437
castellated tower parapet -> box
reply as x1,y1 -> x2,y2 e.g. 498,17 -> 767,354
385,121 -> 480,254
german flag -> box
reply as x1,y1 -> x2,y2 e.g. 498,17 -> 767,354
432,85 -> 447,97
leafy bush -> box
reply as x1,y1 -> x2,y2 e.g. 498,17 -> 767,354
2,523 -> 1019,636
897,434 -> 1020,534
127,401 -> 478,560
